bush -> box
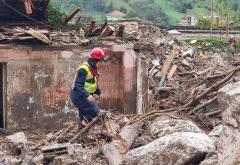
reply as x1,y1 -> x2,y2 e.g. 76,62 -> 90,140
196,17 -> 218,29
47,4 -> 66,27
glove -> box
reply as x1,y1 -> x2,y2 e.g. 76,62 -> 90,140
95,88 -> 101,96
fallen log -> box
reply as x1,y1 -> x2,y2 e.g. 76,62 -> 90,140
101,123 -> 143,165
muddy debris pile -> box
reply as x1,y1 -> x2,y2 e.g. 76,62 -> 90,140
1,19 -> 240,164
0,113 -> 219,165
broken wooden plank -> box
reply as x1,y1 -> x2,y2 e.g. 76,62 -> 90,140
88,20 -> 96,33
167,64 -> 177,79
85,22 -> 108,38
159,47 -> 177,89
65,7 -> 81,23
15,27 -> 50,44
99,26 -> 115,38
75,16 -> 82,25
105,119 -> 119,135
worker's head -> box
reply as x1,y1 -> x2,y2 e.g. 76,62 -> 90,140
230,35 -> 234,39
89,47 -> 109,64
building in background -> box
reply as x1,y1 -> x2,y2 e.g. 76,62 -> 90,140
107,10 -> 125,22
180,15 -> 198,26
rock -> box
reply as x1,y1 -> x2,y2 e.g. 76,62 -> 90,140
190,40 -> 198,44
122,132 -> 215,165
0,150 -> 4,157
50,155 -> 77,165
208,125 -> 223,148
200,152 -> 218,165
6,132 -> 27,144
32,153 -> 45,165
148,117 -> 202,138
183,48 -> 194,58
20,152 -> 36,165
218,82 -> 240,165
69,144 -> 107,165
168,29 -> 181,35
182,59 -> 191,67
1,156 -> 21,165
5,132 -> 28,156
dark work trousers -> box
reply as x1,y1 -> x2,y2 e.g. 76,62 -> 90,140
70,90 -> 100,124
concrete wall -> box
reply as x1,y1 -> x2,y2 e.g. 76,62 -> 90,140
0,46 -> 137,131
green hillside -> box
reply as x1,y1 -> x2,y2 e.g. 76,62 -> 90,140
50,0 -> 240,26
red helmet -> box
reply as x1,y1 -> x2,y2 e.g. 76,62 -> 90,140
90,47 -> 108,61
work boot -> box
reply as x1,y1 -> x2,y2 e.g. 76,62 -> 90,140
78,123 -> 85,130
78,119 -> 89,130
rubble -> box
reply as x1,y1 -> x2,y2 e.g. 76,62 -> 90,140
218,82 -> 240,165
6,132 -> 27,144
200,152 -> 218,165
122,132 -> 215,165
148,117 -> 203,138
0,18 -> 240,164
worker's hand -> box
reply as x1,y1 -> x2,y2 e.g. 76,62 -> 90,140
87,95 -> 95,102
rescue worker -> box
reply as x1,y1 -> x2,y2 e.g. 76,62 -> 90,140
228,35 -> 237,60
70,47 -> 109,129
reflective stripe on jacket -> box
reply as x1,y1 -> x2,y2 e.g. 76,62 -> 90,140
75,63 -> 97,94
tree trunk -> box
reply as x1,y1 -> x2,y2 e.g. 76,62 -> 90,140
101,123 -> 143,165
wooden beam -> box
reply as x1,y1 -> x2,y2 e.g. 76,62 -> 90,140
65,7 -> 81,23
159,47 -> 177,89
99,26 -> 115,38
88,20 -> 96,33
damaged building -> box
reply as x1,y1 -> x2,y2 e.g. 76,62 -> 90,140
1,1 -> 240,164
0,1 -> 149,131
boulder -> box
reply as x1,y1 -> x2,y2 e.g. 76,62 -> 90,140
148,117 -> 202,138
200,152 -> 218,165
6,132 -> 27,144
122,132 -> 215,165
218,82 -> 240,165
32,153 -> 45,165
5,132 -> 28,156
208,125 -> 223,148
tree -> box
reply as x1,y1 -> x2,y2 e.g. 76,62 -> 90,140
171,0 -> 193,13
127,2 -> 169,25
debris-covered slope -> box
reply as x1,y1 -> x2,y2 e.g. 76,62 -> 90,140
1,19 -> 240,164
